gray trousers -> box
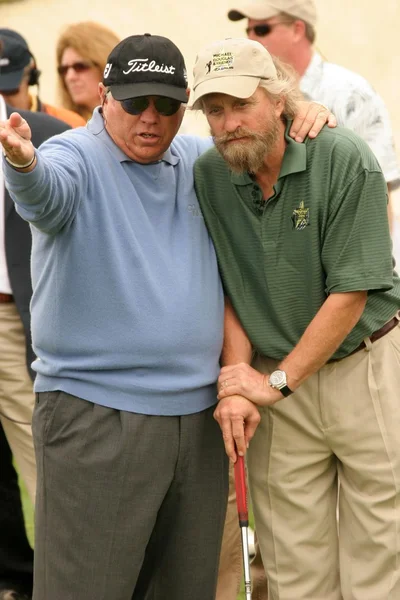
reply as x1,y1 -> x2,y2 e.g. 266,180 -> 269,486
32,391 -> 228,600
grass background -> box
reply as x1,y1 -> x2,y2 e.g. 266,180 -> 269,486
20,477 -> 34,547
20,479 -> 250,599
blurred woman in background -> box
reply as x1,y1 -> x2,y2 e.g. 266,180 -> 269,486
56,21 -> 120,121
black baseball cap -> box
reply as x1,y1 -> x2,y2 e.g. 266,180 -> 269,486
103,33 -> 188,103
0,29 -> 32,92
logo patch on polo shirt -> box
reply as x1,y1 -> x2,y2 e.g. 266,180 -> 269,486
292,200 -> 310,230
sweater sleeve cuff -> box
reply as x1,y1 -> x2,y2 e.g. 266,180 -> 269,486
3,148 -> 43,187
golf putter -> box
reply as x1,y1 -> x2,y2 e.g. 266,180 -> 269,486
234,454 -> 252,600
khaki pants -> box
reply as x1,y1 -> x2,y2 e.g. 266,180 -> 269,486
248,318 -> 400,600
0,302 -> 36,501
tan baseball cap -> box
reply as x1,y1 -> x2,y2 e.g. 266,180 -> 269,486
189,38 -> 277,109
227,0 -> 317,28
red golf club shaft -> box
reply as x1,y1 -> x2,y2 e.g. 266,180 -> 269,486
234,455 -> 252,599
234,454 -> 248,526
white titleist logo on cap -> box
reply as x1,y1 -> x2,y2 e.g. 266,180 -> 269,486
123,58 -> 176,75
0,58 -> 10,66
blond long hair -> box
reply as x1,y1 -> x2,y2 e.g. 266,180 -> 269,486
259,56 -> 303,119
56,21 -> 120,121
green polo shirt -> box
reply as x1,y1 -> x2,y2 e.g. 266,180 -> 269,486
194,123 -> 400,360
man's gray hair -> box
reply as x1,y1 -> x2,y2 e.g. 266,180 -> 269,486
259,56 -> 302,120
278,11 -> 316,44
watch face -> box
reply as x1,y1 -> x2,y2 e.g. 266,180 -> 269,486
269,370 -> 286,387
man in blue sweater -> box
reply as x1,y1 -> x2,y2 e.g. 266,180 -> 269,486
0,33 -> 333,600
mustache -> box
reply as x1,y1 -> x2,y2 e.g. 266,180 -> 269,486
213,127 -> 262,144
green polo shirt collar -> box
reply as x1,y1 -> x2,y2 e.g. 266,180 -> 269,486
230,120 -> 307,186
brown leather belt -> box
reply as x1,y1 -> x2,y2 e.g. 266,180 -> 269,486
329,315 -> 399,362
0,292 -> 14,303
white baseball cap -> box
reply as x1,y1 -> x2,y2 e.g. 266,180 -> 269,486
189,38 -> 277,109
227,0 -> 317,28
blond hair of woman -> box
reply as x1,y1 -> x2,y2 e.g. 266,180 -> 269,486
56,21 -> 120,121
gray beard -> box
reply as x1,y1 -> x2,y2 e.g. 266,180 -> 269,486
213,117 -> 280,174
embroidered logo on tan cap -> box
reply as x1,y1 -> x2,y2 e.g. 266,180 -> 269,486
207,51 -> 235,74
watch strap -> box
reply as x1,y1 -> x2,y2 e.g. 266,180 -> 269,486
279,384 -> 293,398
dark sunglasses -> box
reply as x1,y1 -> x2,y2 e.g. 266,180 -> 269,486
119,96 -> 182,117
57,62 -> 96,77
245,23 -> 282,36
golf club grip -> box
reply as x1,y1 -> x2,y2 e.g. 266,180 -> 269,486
234,455 -> 249,526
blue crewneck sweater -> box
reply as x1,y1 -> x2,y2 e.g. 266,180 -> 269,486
4,110 -> 223,415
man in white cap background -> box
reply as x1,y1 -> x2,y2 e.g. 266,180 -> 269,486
216,2 -> 400,597
192,36 -> 400,600
227,0 -> 400,224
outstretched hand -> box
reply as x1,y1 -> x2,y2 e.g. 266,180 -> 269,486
0,112 -> 35,168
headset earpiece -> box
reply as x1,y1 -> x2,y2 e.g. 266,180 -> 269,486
28,66 -> 41,86
27,50 -> 41,86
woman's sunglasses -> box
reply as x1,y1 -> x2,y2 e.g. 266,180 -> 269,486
245,23 -> 282,37
57,62 -> 96,77
119,96 -> 182,117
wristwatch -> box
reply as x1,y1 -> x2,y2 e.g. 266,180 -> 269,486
268,369 -> 293,397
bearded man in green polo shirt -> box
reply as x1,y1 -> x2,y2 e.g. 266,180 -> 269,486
192,37 -> 400,600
